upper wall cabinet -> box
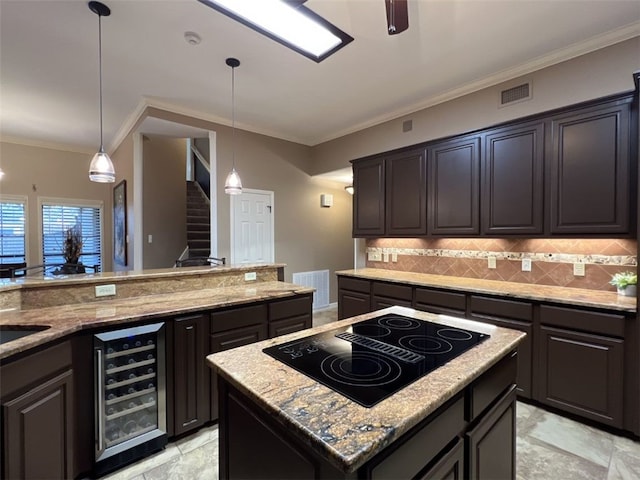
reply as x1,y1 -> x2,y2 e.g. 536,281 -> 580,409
353,157 -> 386,236
482,122 -> 545,235
428,135 -> 480,235
385,149 -> 427,236
549,98 -> 632,234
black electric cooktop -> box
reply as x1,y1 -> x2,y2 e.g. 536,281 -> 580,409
263,313 -> 489,408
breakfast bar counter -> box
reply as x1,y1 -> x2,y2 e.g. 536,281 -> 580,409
207,306 -> 525,478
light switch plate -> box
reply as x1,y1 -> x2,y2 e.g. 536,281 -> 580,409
522,258 -> 532,272
95,284 -> 116,297
383,252 -> 389,263
488,257 -> 497,269
391,252 -> 398,262
368,251 -> 382,261
573,262 -> 586,276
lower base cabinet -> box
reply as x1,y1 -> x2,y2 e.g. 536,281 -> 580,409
218,352 -> 517,480
1,341 -> 75,480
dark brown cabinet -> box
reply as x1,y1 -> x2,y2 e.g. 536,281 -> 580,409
466,386 -> 516,480
371,280 -> 413,311
338,276 -> 372,320
385,149 -> 428,236
468,296 -> 533,399
549,98 -> 632,234
268,294 -> 313,338
210,304 -> 268,421
1,341 -> 75,480
353,157 -> 386,236
418,437 -> 464,480
414,287 -> 466,316
482,122 -> 544,235
537,305 -> 625,428
172,313 -> 210,436
428,135 -> 480,235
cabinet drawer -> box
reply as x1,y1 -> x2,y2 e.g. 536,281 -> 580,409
372,281 -> 413,301
415,288 -> 466,315
211,323 -> 268,352
468,351 -> 517,421
469,296 -> 533,321
269,315 -> 311,338
368,396 -> 465,480
540,305 -> 625,337
338,276 -> 371,294
417,436 -> 464,480
210,304 -> 267,333
269,294 -> 312,322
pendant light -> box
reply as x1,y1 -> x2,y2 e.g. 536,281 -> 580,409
224,57 -> 242,195
88,1 -> 116,183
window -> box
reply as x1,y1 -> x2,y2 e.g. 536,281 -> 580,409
41,199 -> 103,272
0,196 -> 27,266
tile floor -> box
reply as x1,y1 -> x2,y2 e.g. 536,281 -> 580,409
104,305 -> 640,480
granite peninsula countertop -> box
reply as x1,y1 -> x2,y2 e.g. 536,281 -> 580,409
206,306 -> 525,473
337,268 -> 637,313
0,280 -> 312,361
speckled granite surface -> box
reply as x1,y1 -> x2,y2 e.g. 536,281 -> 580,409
0,280 -> 312,361
337,268 -> 637,312
206,305 -> 525,473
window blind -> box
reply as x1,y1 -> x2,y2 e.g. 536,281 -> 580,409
0,200 -> 26,264
42,203 -> 102,271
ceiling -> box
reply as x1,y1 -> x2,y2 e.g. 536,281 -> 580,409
1,0 -> 639,155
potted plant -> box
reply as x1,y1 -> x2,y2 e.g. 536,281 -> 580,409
609,271 -> 637,297
61,226 -> 85,274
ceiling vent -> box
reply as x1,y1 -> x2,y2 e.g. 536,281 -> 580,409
499,82 -> 532,107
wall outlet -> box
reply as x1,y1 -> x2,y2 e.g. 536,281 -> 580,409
383,252 -> 389,262
521,258 -> 532,272
391,252 -> 398,262
368,251 -> 382,262
488,256 -> 497,269
147,234 -> 153,244
244,272 -> 257,281
95,284 -> 116,297
573,262 -> 586,276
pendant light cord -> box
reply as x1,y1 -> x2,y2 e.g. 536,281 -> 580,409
231,64 -> 236,169
98,12 -> 104,151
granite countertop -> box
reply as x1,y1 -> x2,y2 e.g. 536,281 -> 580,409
206,306 -> 525,473
0,263 -> 286,292
0,280 -> 312,361
337,268 -> 637,313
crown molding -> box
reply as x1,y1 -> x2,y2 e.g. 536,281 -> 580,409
0,135 -> 94,154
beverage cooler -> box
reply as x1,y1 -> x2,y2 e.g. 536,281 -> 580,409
94,322 -> 168,475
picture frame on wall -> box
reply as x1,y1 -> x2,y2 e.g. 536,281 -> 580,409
113,179 -> 127,266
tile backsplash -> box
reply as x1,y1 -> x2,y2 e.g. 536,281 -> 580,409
366,238 -> 637,291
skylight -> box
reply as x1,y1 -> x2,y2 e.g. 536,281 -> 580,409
198,0 -> 353,62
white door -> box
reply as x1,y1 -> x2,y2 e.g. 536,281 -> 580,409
230,189 -> 274,264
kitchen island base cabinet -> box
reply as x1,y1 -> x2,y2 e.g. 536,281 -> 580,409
217,353 -> 517,480
1,341 -> 74,480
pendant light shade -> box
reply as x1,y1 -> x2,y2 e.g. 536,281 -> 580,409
88,1 -> 115,183
224,57 -> 242,195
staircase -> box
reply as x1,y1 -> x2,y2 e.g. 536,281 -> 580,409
186,181 -> 210,258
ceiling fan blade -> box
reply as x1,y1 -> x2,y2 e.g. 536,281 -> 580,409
385,0 -> 408,35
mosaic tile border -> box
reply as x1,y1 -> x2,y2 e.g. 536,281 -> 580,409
366,247 -> 638,267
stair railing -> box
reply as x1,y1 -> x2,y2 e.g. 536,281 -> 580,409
191,144 -> 211,200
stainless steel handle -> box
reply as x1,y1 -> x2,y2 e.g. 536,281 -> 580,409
96,348 -> 105,452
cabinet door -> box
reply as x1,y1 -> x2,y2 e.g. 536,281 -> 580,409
3,369 -> 74,480
428,136 -> 480,235
338,290 -> 371,319
385,149 -> 427,236
537,325 -> 624,428
466,385 -> 516,480
468,296 -> 533,399
173,314 -> 209,436
549,99 -> 631,234
482,122 -> 544,235
210,323 -> 268,421
353,157 -> 385,236
418,436 -> 464,480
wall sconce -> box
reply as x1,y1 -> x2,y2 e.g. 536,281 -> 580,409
345,185 -> 354,195
320,194 -> 333,208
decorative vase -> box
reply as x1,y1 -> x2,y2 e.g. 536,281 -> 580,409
617,285 -> 637,297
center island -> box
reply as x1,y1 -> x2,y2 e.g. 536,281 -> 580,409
206,305 -> 526,480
